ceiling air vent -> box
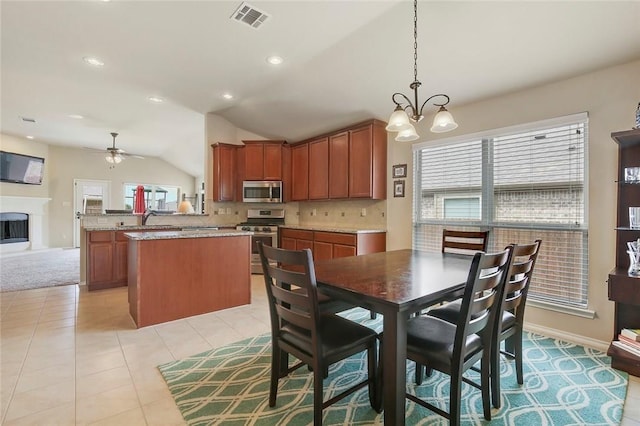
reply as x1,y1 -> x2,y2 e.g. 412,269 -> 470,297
21,117 -> 36,123
231,2 -> 270,29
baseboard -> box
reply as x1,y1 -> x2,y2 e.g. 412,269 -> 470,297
524,323 -> 610,353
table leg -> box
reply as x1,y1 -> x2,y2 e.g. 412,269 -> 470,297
382,308 -> 407,425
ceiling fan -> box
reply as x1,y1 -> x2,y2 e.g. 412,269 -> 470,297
85,132 -> 145,166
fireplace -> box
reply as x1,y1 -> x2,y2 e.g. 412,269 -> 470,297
0,212 -> 29,244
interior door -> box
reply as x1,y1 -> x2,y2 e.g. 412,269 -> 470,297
74,179 -> 111,247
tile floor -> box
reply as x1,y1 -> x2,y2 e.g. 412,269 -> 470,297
1,277 -> 640,425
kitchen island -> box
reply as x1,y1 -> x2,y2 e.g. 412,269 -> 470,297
125,229 -> 252,327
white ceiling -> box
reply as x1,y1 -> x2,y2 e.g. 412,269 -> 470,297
2,1 -> 640,178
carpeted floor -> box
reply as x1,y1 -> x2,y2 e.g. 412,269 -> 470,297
0,248 -> 80,292
158,308 -> 627,425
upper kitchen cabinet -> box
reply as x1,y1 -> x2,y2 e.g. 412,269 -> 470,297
291,143 -> 309,201
329,131 -> 349,199
291,119 -> 387,201
348,120 -> 387,199
308,137 -> 329,200
240,140 -> 286,181
212,143 -> 238,202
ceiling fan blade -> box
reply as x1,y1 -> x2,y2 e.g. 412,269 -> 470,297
121,153 -> 145,160
83,146 -> 108,153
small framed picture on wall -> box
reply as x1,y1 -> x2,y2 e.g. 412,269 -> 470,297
392,164 -> 407,178
393,180 -> 405,198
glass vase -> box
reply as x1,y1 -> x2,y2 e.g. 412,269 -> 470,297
628,250 -> 640,276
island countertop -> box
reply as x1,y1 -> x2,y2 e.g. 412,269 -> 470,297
279,225 -> 386,234
124,229 -> 252,240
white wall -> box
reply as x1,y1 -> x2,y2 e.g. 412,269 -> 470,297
386,59 -> 640,344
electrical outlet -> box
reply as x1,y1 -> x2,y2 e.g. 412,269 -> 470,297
218,208 -> 225,215
98,218 -> 107,224
341,212 -> 345,217
361,208 -> 367,217
311,209 -> 317,216
382,212 -> 385,217
324,212 -> 328,216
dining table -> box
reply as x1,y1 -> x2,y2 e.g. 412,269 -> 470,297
313,249 -> 473,425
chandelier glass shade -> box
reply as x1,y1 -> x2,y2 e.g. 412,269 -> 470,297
386,0 -> 458,141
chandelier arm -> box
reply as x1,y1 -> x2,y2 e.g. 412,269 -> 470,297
417,94 -> 451,117
391,92 -> 416,112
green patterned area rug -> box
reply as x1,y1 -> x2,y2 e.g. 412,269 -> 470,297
158,309 -> 627,425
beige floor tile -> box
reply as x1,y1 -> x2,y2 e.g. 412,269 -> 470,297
4,379 -> 75,422
141,395 -> 186,425
14,362 -> 75,393
2,402 -> 75,426
622,417 -> 640,426
130,365 -> 174,405
21,346 -> 75,373
165,337 -> 212,360
76,365 -> 134,398
629,378 -> 640,400
34,316 -> 77,331
624,394 -> 640,421
88,406 -> 147,426
123,346 -> 175,372
75,383 -> 140,424
76,348 -> 127,377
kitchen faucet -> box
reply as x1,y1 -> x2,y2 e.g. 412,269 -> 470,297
142,209 -> 157,226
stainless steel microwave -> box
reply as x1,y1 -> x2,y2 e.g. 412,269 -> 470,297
242,181 -> 283,203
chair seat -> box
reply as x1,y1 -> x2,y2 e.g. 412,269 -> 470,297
281,313 -> 378,359
405,316 -> 482,365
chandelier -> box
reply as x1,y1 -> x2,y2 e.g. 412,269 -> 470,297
385,0 -> 458,142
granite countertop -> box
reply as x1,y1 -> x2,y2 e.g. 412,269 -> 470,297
279,224 -> 386,234
124,230 -> 252,240
84,225 -> 225,231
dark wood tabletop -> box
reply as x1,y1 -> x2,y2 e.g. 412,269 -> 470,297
314,249 -> 472,425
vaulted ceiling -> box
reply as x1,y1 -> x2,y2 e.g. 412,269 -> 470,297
2,1 -> 639,177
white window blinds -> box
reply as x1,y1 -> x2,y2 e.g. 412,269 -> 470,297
413,113 -> 588,308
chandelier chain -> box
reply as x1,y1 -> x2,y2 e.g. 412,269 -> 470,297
413,0 -> 418,83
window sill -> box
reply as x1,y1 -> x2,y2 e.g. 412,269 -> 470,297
528,299 -> 596,319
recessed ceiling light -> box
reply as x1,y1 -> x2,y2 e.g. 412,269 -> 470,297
68,114 -> 84,119
26,136 -> 34,140
266,55 -> 283,65
83,56 -> 104,67
148,96 -> 164,103
222,93 -> 234,100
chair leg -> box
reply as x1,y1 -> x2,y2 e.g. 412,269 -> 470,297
450,368 -> 462,426
515,328 -> 524,385
481,352 -> 492,420
270,345 -> 281,407
313,360 -> 324,425
491,339 -> 501,409
370,310 -> 377,320
367,345 -> 382,412
415,362 -> 423,385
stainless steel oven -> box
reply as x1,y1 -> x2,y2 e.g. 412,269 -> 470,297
236,209 -> 284,274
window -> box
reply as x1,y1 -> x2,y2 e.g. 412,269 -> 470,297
124,184 -> 181,212
413,113 -> 588,309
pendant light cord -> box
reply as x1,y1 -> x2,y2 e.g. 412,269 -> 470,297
413,0 -> 418,84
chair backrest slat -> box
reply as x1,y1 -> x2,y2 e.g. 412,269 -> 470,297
442,229 -> 489,255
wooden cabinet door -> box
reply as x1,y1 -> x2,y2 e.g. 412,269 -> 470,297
333,244 -> 357,258
88,242 -> 113,284
308,137 -> 329,200
313,241 -> 333,261
280,237 -> 296,250
291,143 -> 309,201
329,131 -> 349,199
295,239 -> 313,252
263,144 -> 283,180
243,143 -> 264,180
349,125 -> 373,198
213,144 -> 237,201
114,240 -> 128,282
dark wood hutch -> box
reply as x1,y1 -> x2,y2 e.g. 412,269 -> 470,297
607,128 -> 640,377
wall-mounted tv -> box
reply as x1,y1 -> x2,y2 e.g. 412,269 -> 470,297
0,150 -> 45,185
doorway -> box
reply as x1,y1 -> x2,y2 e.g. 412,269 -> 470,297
73,179 -> 111,248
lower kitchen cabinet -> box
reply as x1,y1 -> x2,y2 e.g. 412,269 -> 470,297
86,229 -> 161,291
280,227 -> 385,261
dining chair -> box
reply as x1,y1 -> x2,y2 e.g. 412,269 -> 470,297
442,229 -> 490,255
257,242 -> 381,425
380,247 -> 513,426
428,240 -> 542,408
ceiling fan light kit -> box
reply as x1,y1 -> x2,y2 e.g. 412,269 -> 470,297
84,132 -> 144,168
386,0 -> 458,142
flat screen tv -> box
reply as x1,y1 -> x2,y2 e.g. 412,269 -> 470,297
0,150 -> 45,185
